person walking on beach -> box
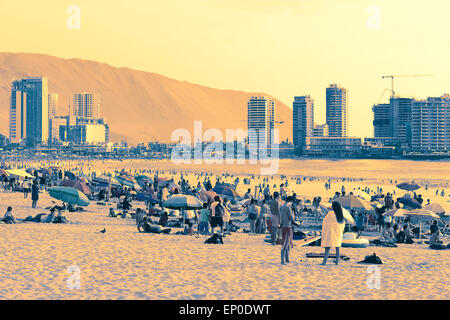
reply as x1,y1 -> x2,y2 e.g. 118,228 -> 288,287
280,196 -> 295,265
321,201 -> 346,265
248,198 -> 259,234
22,178 -> 31,199
269,192 -> 282,245
209,196 -> 226,235
31,181 -> 39,209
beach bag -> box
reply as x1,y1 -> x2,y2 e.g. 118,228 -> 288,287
214,203 -> 224,217
358,253 -> 383,264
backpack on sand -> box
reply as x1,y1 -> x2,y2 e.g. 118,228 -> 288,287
358,253 -> 383,265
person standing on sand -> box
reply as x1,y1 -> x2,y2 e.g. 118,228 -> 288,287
248,198 -> 259,234
31,181 -> 39,209
321,201 -> 346,265
269,192 -> 282,245
280,196 -> 295,264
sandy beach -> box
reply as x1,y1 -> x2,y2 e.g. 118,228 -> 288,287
0,159 -> 449,300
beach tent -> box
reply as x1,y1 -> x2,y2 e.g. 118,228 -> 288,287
49,186 -> 90,207
396,182 -> 421,191
60,180 -> 91,195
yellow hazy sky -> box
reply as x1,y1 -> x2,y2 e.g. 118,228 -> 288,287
1,0 -> 450,137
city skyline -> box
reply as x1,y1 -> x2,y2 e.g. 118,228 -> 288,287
2,1 -> 450,138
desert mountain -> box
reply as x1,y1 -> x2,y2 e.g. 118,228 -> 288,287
0,52 -> 292,144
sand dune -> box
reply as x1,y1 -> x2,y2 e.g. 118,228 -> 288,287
0,52 -> 292,144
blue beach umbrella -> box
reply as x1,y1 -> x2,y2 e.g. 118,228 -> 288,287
49,186 -> 90,207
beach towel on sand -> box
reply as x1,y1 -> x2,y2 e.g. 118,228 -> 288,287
321,211 -> 345,248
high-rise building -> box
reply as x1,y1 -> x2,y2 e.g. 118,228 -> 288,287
292,96 -> 314,152
326,84 -> 348,137
313,124 -> 329,137
372,102 -> 393,138
392,97 -> 414,147
48,93 -> 59,118
71,93 -> 100,118
411,95 -> 450,152
247,96 -> 275,155
10,77 -> 49,144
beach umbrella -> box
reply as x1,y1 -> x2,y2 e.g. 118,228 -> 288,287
396,182 -> 421,191
383,208 -> 408,217
334,195 -> 374,212
397,195 -> 421,209
405,209 -> 440,237
135,175 -> 153,187
6,169 -> 35,179
405,209 -> 440,219
213,185 -> 240,199
135,192 -> 159,204
423,203 -> 449,215
60,180 -> 91,195
92,176 -> 121,188
196,190 -> 218,203
115,175 -> 142,190
321,203 -> 355,224
49,186 -> 90,207
162,194 -> 203,210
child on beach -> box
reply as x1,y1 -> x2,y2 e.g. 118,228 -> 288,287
2,207 -> 16,224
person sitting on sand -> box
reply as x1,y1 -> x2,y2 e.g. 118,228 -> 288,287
321,201 -> 346,265
2,206 -> 16,224
52,207 -> 68,224
137,216 -> 171,234
135,208 -> 145,225
382,222 -> 395,243
430,220 -> 439,236
403,224 -> 414,244
158,210 -> 169,227
108,208 -> 117,217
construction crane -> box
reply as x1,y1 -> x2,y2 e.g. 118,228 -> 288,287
381,74 -> 433,98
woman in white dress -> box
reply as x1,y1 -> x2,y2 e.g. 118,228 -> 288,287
321,201 -> 346,265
